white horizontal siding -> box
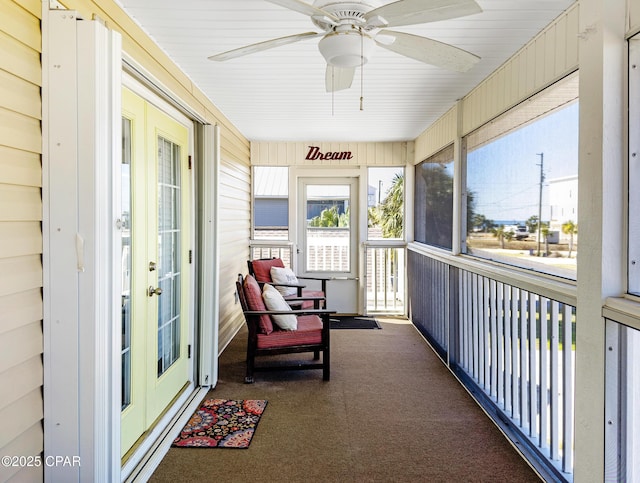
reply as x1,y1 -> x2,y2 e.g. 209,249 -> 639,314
0,222 -> 42,258
0,289 -> 42,335
0,0 -> 43,472
0,146 -> 41,187
218,154 -> 251,352
0,388 -> 43,452
0,185 -> 42,221
0,422 -> 43,482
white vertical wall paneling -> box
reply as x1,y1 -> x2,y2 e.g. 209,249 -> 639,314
574,0 -> 626,480
76,18 -> 122,482
199,124 -> 220,387
414,4 -> 580,167
414,106 -> 457,163
43,10 -> 81,482
460,3 -> 579,138
44,10 -> 123,481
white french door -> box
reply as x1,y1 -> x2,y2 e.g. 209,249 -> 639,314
297,177 -> 359,314
120,87 -> 193,457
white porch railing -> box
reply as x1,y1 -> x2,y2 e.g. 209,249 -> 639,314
249,240 -> 407,315
408,245 -> 576,482
249,241 -> 294,268
364,241 -> 406,314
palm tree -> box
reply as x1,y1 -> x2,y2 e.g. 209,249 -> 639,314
471,213 -> 490,232
526,215 -> 539,234
368,206 -> 381,228
562,220 -> 578,257
309,205 -> 344,227
492,225 -> 513,249
379,173 -> 404,238
540,222 -> 551,256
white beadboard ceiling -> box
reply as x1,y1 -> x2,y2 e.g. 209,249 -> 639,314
116,0 -> 576,142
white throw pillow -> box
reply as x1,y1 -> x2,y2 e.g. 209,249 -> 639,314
270,266 -> 299,297
262,284 -> 298,330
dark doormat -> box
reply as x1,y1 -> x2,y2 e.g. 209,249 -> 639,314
330,315 -> 381,330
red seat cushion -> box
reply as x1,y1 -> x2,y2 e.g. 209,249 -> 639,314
243,275 -> 273,335
252,258 -> 285,283
256,315 -> 323,349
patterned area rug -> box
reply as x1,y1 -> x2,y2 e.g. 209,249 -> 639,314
172,399 -> 268,448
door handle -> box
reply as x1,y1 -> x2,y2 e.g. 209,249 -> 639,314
148,286 -> 163,297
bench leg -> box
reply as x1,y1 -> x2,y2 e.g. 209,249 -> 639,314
245,346 -> 256,384
323,346 -> 330,381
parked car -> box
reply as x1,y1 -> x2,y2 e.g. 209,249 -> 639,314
506,225 -> 529,240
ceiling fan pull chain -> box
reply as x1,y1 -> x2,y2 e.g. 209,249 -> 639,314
331,66 -> 335,116
360,27 -> 364,111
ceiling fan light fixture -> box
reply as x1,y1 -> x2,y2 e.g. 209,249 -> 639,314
318,30 -> 375,67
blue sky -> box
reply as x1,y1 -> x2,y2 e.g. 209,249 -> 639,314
466,102 -> 579,223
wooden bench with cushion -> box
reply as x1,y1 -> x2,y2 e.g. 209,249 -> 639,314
248,258 -> 327,309
236,273 -> 334,383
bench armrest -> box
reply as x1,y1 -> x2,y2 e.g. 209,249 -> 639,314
244,309 -> 335,317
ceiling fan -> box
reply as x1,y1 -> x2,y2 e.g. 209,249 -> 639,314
208,0 -> 482,93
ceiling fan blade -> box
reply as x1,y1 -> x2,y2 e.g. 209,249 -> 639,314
377,30 -> 480,72
365,0 -> 482,28
208,32 -> 322,61
265,0 -> 339,23
325,65 -> 355,92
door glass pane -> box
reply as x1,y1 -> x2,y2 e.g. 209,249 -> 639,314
305,184 -> 350,272
157,137 -> 181,377
121,117 -> 132,409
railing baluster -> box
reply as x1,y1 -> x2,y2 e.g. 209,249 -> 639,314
529,293 -> 538,440
480,277 -> 487,389
503,283 -> 511,412
373,247 -> 378,310
563,304 -> 575,473
497,282 -> 505,405
511,285 -> 519,420
540,299 -> 550,452
520,290 -> 529,432
473,273 -> 480,380
550,300 -> 560,461
460,271 -> 473,374
490,279 -> 498,398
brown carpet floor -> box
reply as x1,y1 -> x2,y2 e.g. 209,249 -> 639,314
150,318 -> 541,483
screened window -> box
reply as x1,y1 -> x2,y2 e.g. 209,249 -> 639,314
253,166 -> 288,240
465,72 -> 579,279
605,319 -> 640,481
367,167 -> 404,240
629,36 -> 640,295
414,145 -> 454,249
